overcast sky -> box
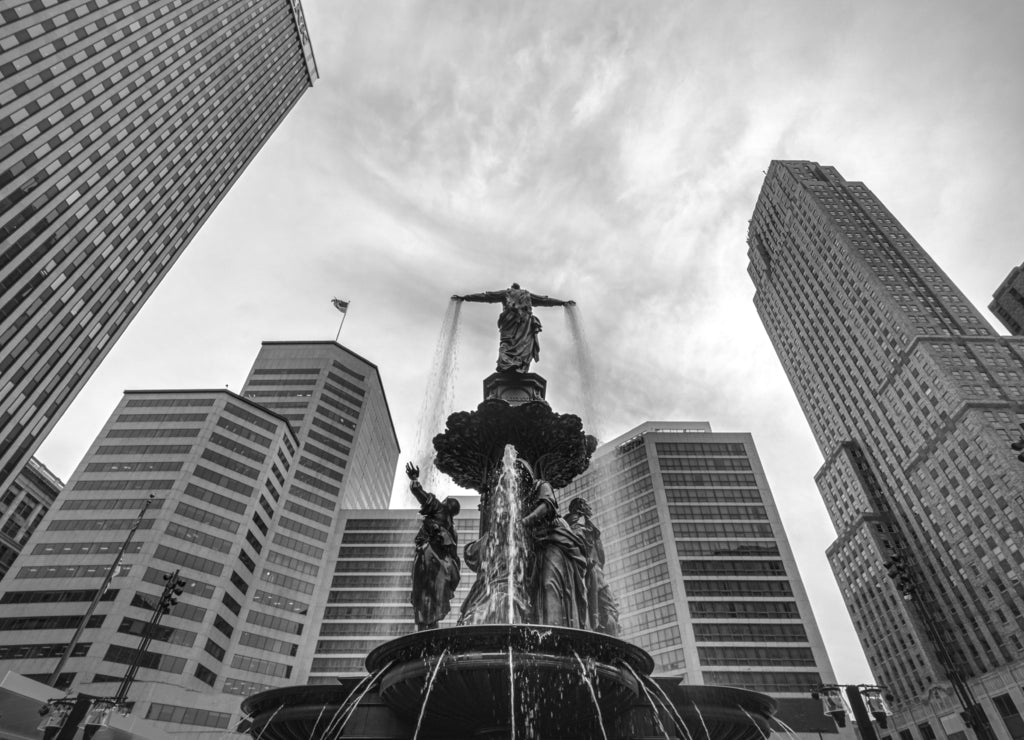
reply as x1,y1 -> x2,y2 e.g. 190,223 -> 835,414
37,0 -> 1024,684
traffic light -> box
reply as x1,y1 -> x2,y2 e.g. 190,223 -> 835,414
161,572 -> 187,610
883,555 -> 914,595
813,685 -> 848,727
861,686 -> 893,729
1010,427 -> 1024,462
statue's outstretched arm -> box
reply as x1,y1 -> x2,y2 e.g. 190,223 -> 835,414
405,462 -> 430,506
529,292 -> 575,307
455,291 -> 506,303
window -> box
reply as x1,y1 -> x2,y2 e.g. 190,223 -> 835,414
146,703 -> 230,729
993,694 -> 1024,740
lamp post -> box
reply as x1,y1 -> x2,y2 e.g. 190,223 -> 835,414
883,554 -> 996,740
45,492 -> 156,688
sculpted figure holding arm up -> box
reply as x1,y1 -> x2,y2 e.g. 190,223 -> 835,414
453,283 -> 574,374
406,463 -> 461,630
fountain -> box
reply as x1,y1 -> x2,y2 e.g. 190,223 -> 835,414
242,287 -> 777,739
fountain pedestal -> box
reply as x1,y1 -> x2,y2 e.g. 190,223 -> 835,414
482,372 -> 547,406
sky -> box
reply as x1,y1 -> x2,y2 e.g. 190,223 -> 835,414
36,0 -> 1024,685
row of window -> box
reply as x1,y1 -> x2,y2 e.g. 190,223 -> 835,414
32,540 -> 143,556
0,613 -> 104,632
697,645 -> 817,666
703,670 -> 822,693
693,622 -> 809,643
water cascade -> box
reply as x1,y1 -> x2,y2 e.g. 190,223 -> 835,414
412,299 -> 463,494
564,304 -> 603,441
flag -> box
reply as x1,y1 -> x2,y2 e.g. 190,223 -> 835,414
331,298 -> 349,314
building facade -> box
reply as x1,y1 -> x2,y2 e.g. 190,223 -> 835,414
0,341 -> 398,738
989,262 -> 1024,336
748,161 -> 1024,739
307,501 -> 480,683
560,422 -> 836,697
0,0 -> 316,496
0,457 -> 62,580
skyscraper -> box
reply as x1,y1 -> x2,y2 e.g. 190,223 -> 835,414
748,161 -> 1024,738
0,0 -> 317,497
989,262 -> 1024,336
560,422 -> 836,700
0,341 -> 397,736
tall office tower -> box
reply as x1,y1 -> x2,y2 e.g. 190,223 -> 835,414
0,0 -> 317,499
748,161 -> 1024,738
239,342 -> 397,510
0,341 -> 397,737
0,457 -> 62,580
990,262 -> 1024,335
307,502 -> 480,682
559,422 -> 836,706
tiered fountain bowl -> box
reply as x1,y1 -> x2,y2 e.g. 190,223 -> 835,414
366,624 -> 652,738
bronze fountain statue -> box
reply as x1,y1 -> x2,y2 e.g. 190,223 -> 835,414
242,286 -> 777,740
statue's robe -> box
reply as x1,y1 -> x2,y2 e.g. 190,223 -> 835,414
411,493 -> 461,628
527,482 -> 588,628
460,287 -> 564,373
571,514 -> 620,635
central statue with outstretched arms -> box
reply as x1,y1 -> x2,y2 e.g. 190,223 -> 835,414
453,283 -> 574,374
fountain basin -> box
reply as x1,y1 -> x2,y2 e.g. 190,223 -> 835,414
366,624 -> 653,738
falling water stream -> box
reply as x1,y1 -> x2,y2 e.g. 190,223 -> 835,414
508,646 -> 516,740
739,706 -> 770,740
770,714 -> 803,740
323,660 -> 394,739
473,444 -> 526,624
309,705 -> 327,739
621,662 -> 670,740
564,305 -> 602,440
691,702 -> 712,740
412,299 -> 463,494
643,676 -> 694,740
412,648 -> 450,740
252,704 -> 284,740
572,651 -> 609,740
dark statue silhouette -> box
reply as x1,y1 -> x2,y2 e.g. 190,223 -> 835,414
522,471 -> 589,628
567,496 -> 620,635
454,283 -> 574,373
406,462 -> 461,630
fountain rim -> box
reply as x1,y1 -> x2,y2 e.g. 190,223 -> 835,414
365,623 -> 655,675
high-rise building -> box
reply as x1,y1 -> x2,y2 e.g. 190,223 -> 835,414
0,0 -> 317,497
0,457 -> 62,580
748,161 -> 1024,739
561,422 -> 836,697
0,341 -> 397,737
989,262 -> 1024,336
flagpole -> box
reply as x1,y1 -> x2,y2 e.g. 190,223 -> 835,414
332,298 -> 350,342
334,308 -> 347,342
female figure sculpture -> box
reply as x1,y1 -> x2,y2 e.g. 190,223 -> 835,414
453,284 -> 574,373
566,497 -> 620,635
521,473 -> 588,628
406,463 -> 461,630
